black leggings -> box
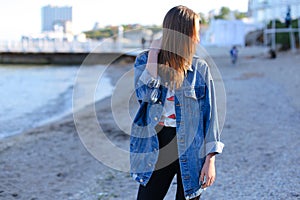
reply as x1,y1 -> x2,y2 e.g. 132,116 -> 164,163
137,126 -> 200,200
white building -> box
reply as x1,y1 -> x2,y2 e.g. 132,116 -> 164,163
248,0 -> 300,24
41,5 -> 72,33
201,19 -> 259,47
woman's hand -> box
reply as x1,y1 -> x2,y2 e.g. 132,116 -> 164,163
149,38 -> 162,50
200,153 -> 216,189
146,38 -> 162,78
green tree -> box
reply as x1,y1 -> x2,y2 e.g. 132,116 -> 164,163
198,12 -> 208,24
84,28 -> 114,40
215,6 -> 230,19
235,11 -> 247,19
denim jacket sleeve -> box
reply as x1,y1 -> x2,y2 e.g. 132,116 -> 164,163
134,52 -> 161,104
198,60 -> 224,155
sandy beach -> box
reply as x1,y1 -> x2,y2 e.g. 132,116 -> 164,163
0,48 -> 300,200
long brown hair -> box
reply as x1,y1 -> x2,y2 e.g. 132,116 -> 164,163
158,5 -> 200,89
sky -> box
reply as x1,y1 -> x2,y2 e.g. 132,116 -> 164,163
0,0 -> 248,40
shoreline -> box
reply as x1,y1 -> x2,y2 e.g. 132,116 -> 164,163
0,60 -> 133,145
0,63 -> 115,140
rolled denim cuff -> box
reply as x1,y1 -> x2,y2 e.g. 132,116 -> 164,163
139,69 -> 160,87
138,69 -> 161,103
148,88 -> 160,103
147,77 -> 160,89
205,141 -> 224,155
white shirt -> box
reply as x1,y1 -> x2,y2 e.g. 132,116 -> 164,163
159,89 -> 176,127
158,66 -> 193,127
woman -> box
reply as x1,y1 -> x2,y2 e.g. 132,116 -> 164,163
130,5 -> 224,200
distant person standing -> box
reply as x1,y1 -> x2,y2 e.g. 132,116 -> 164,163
141,37 -> 146,49
268,48 -> 276,59
230,46 -> 238,64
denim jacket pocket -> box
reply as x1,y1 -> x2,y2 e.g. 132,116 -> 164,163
184,85 -> 205,100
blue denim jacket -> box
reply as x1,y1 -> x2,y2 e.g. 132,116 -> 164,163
130,51 -> 224,199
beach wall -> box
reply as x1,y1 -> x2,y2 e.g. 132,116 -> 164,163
0,52 -> 136,65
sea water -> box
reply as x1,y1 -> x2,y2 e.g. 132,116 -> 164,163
0,64 -> 114,139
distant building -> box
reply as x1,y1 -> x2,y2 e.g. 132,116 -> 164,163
248,0 -> 300,24
202,19 -> 258,47
41,5 -> 72,33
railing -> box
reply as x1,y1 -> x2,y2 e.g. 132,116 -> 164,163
0,38 -> 145,53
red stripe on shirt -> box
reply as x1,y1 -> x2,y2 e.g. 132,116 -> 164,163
168,114 -> 176,119
167,96 -> 174,101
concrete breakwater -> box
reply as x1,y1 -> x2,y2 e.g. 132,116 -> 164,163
0,52 -> 137,65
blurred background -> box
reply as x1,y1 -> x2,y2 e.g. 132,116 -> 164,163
1,0 -> 300,153
0,0 -> 299,51
0,1 -> 300,200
